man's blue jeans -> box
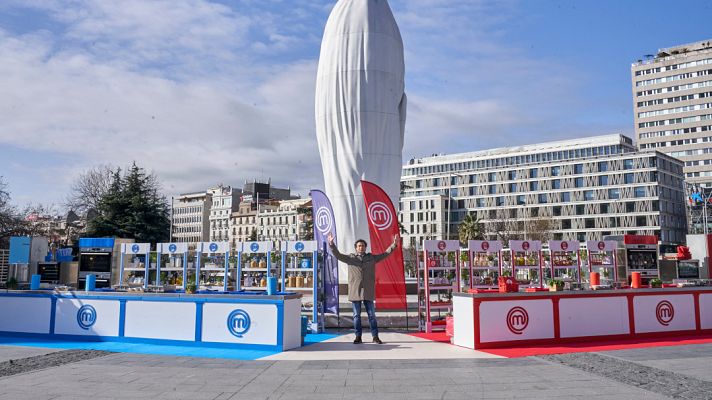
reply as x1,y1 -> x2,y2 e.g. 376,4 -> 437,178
352,300 -> 378,337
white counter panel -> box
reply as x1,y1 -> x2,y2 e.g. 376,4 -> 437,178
124,301 -> 196,341
202,303 -> 278,345
54,298 -> 120,337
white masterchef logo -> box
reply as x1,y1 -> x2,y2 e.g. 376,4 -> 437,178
368,202 -> 392,231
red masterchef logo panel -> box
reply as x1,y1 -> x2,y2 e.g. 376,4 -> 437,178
656,300 -> 674,326
506,306 -> 529,335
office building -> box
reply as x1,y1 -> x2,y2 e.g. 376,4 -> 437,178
399,134 -> 686,246
172,191 -> 211,243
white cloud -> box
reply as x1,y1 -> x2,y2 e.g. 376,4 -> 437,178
0,0 -> 631,207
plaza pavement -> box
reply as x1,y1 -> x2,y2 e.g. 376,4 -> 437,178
0,332 -> 711,399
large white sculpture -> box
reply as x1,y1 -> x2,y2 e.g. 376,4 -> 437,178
315,0 -> 406,282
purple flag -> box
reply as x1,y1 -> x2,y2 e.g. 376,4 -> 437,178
310,189 -> 339,315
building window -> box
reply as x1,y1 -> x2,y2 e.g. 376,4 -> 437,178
496,197 -> 504,207
538,194 -> 547,203
552,179 -> 561,189
608,188 -> 620,199
476,198 -> 484,207
530,181 -> 538,191
574,164 -> 583,174
624,159 -> 634,170
509,183 -> 517,192
575,177 -> 584,188
598,162 -> 608,172
576,205 -> 585,215
530,168 -> 538,178
585,218 -> 595,229
584,190 -> 595,201
489,185 -> 496,194
599,175 -> 608,186
517,195 -> 526,205
626,202 -> 635,213
624,173 -> 634,184
562,192 -> 571,202
551,166 -> 561,176
636,216 -> 647,226
634,186 -> 646,198
508,171 -> 516,180
562,219 -> 572,229
600,203 -> 609,214
553,206 -> 562,216
488,172 -> 496,182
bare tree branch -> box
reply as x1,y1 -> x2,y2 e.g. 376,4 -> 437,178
65,165 -> 115,215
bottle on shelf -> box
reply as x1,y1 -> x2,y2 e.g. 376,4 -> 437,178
260,274 -> 267,287
250,259 -> 258,269
288,273 -> 297,288
296,273 -> 304,288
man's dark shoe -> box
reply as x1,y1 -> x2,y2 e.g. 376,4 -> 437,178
353,336 -> 362,344
372,336 -> 383,344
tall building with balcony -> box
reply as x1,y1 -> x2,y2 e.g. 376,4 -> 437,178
208,185 -> 242,242
400,134 -> 687,247
172,191 -> 211,243
632,39 -> 712,187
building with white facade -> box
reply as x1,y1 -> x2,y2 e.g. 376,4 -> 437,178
399,134 -> 687,246
172,191 -> 211,243
208,185 -> 242,242
633,39 -> 712,187
256,199 -> 311,242
228,201 -> 259,249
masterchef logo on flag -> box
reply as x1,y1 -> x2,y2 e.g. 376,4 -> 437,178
360,180 -> 406,310
310,190 -> 339,316
367,202 -> 393,230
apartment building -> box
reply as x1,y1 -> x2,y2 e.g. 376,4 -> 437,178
633,39 -> 712,186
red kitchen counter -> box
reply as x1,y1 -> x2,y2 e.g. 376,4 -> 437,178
453,287 -> 712,349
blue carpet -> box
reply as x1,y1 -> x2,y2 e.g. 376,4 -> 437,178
0,333 -> 340,360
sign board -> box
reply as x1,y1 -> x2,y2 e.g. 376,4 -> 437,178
586,240 -> 617,252
242,241 -> 274,254
468,240 -> 503,253
197,242 -> 230,254
423,240 -> 460,252
509,240 -> 542,252
121,243 -> 150,254
282,241 -> 317,253
157,242 -> 188,254
548,240 -> 580,252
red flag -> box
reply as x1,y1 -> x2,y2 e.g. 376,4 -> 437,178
360,180 -> 406,310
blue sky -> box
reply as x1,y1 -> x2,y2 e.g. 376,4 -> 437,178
0,0 -> 710,209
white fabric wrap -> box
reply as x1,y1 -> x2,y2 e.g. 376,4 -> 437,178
316,0 -> 406,282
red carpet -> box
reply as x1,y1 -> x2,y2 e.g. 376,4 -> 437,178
408,332 -> 712,358
408,332 -> 450,343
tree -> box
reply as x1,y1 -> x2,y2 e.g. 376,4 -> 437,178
86,163 -> 170,243
0,177 -> 22,244
525,217 -> 555,242
249,228 -> 258,241
487,209 -> 525,244
65,165 -> 114,215
458,212 -> 484,245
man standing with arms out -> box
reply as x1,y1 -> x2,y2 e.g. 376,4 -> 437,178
328,233 -> 399,344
